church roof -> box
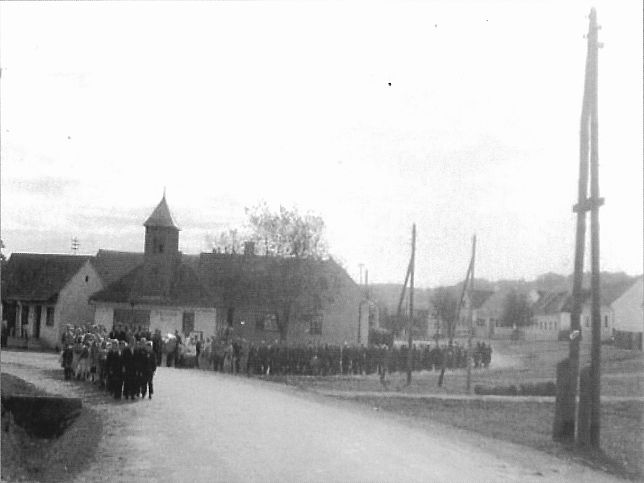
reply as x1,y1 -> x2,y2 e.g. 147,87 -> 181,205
91,250 -> 144,286
143,196 -> 179,229
90,259 -> 215,307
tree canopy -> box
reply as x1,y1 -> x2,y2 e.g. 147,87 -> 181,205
500,290 -> 533,327
245,202 -> 328,259
430,287 -> 459,339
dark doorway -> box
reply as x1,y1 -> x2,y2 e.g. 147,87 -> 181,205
34,305 -> 42,339
4,303 -> 17,335
21,305 -> 29,337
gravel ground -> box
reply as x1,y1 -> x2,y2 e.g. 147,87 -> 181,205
1,350 -> 625,483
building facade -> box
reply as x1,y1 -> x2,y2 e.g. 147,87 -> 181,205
2,254 -> 103,349
611,278 -> 643,350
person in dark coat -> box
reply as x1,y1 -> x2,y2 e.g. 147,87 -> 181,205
141,341 -> 157,399
121,341 -> 136,400
195,337 -> 202,368
152,330 -> 163,366
173,330 -> 182,368
62,344 -> 74,380
133,339 -> 147,397
107,340 -> 123,399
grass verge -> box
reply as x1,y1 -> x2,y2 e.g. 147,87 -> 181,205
1,373 -> 103,482
340,395 -> 643,481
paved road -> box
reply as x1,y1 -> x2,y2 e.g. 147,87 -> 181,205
1,351 -> 619,483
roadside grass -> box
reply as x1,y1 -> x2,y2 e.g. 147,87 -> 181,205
343,396 -> 643,481
283,340 -> 643,479
1,373 -> 102,482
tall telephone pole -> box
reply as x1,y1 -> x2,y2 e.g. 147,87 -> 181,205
559,8 -> 603,446
466,235 -> 477,393
587,7 -> 603,448
407,224 -> 416,386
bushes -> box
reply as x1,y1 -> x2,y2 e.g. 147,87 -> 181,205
474,381 -> 556,397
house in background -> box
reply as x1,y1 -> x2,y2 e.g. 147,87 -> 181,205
1,254 -> 102,349
195,245 -> 368,345
610,277 -> 643,350
525,291 -> 570,341
455,289 -> 494,338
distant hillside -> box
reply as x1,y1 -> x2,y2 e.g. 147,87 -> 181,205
368,284 -> 432,311
369,271 -> 641,311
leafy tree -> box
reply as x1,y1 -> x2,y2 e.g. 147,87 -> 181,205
500,290 -> 533,327
241,203 -> 334,341
245,202 -> 327,259
431,287 -> 459,340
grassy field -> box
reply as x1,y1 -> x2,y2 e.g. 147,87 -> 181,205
285,340 -> 643,480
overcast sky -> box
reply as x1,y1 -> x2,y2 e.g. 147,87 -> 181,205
1,1 -> 642,287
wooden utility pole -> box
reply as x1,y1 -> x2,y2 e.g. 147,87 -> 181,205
438,241 -> 474,388
587,7 -> 603,448
556,8 -> 603,446
466,235 -> 477,393
406,224 -> 416,386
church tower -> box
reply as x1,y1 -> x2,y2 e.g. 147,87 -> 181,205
141,194 -> 180,297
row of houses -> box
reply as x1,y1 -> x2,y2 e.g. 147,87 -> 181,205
369,278 -> 642,351
1,196 -> 371,350
450,281 -> 643,349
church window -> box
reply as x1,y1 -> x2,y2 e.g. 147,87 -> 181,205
158,243 -> 164,253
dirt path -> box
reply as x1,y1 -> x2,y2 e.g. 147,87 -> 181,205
1,351 -> 622,482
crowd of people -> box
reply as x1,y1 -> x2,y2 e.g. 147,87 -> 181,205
59,324 -> 158,400
58,323 -> 493,393
192,338 -> 493,377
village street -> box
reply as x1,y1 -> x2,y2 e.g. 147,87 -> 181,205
1,351 -> 620,483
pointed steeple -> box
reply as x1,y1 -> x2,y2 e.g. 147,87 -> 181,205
144,193 -> 179,230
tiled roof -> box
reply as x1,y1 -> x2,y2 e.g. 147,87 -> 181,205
533,291 -> 570,315
197,253 -> 355,308
2,253 -> 92,303
143,196 -> 179,229
478,289 -> 509,316
90,258 -> 214,307
559,280 -> 637,312
91,250 -> 143,286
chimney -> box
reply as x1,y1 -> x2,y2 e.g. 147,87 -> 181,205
244,241 -> 255,256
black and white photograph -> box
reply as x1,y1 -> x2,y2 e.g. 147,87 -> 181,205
0,1 -> 642,481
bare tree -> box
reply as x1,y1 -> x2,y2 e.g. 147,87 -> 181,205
206,229 -> 244,254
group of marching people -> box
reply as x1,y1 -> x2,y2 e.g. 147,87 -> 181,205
60,324 -> 157,400
195,338 -> 493,377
